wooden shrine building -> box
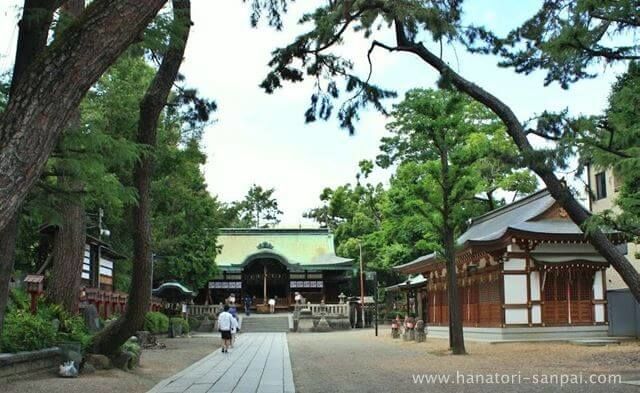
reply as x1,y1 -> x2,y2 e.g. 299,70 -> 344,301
394,189 -> 622,341
208,228 -> 353,309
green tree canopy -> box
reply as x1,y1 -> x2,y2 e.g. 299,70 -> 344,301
475,0 -> 640,88
305,89 -> 536,286
582,62 -> 640,240
232,184 -> 283,228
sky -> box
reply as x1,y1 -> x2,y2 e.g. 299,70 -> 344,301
0,0 -> 627,227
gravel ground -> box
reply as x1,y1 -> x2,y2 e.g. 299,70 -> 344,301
2,336 -> 220,393
287,329 -> 640,393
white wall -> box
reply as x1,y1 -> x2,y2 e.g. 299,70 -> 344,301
504,275 -> 528,304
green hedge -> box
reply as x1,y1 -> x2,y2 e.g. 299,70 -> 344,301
144,311 -> 170,334
170,317 -> 190,334
188,316 -> 201,331
386,311 -> 405,320
0,290 -> 92,353
0,310 -> 58,353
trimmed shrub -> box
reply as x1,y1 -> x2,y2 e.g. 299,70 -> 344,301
181,318 -> 190,333
121,340 -> 141,359
57,314 -> 92,349
144,311 -> 169,334
188,316 -> 201,331
170,317 -> 189,335
0,310 -> 58,353
386,311 -> 405,320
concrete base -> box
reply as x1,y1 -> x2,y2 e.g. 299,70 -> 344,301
0,347 -> 61,383
427,325 -> 609,342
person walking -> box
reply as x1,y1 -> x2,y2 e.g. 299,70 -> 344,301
268,297 -> 276,314
244,294 -> 252,316
230,315 -> 239,348
217,304 -> 233,353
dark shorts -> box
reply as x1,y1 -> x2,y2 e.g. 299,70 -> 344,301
220,330 -> 231,340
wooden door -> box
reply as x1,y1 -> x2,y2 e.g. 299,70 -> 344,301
542,269 -> 594,325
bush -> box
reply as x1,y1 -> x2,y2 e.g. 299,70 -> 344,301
386,311 -> 405,320
119,340 -> 142,370
57,314 -> 92,349
170,317 -> 190,334
0,310 -> 58,353
188,316 -> 201,331
7,288 -> 29,312
121,340 -> 141,358
144,311 -> 169,334
181,318 -> 190,333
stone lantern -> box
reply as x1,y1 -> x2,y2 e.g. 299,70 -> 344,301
24,274 -> 44,314
338,292 -> 346,304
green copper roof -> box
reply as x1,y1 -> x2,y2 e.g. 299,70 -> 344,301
216,228 -> 352,269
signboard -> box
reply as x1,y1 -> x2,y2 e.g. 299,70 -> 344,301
209,281 -> 242,289
289,280 -> 323,289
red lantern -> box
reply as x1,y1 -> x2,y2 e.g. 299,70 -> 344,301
24,275 -> 44,314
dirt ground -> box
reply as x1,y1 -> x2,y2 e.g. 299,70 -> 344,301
2,336 -> 219,393
287,329 -> 640,393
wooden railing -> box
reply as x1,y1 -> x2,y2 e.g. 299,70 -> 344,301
188,304 -> 222,317
80,287 -> 162,318
295,303 -> 349,316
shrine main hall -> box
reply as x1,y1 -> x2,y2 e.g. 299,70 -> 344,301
206,228 -> 353,309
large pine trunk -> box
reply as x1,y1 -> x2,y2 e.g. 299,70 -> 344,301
0,0 -> 61,337
0,0 -> 165,338
444,228 -> 465,354
0,217 -> 19,335
90,0 -> 191,356
441,147 -> 466,355
46,0 -> 87,314
48,190 -> 86,312
0,0 -> 168,233
392,22 -> 640,303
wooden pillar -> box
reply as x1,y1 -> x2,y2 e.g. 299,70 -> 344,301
567,270 -> 572,325
263,264 -> 267,303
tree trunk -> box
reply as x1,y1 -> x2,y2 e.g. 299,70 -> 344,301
10,0 -> 60,89
444,227 -> 465,354
0,0 -> 63,337
441,147 -> 466,355
46,0 -> 87,314
0,216 -> 18,335
91,0 -> 191,355
0,0 -> 168,233
391,21 -> 640,303
48,191 -> 86,312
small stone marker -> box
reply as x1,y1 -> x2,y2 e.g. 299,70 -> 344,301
315,315 -> 332,332
415,320 -> 426,342
82,305 -> 101,333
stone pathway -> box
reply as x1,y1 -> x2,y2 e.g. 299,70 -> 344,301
148,333 -> 295,393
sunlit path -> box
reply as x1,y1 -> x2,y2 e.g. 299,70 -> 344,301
147,333 -> 294,393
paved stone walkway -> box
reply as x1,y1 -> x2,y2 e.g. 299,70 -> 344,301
148,333 -> 295,393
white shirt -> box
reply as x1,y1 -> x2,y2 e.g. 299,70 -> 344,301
268,298 -> 275,306
217,311 -> 234,331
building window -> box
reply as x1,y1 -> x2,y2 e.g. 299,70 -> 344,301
81,244 -> 91,280
595,172 -> 607,200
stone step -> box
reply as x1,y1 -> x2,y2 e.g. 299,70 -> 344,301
240,317 -> 289,332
